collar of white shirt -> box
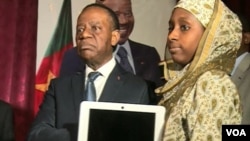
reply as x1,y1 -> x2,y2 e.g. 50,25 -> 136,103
85,57 -> 116,100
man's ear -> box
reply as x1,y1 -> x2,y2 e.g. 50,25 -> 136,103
111,30 -> 120,46
244,32 -> 250,44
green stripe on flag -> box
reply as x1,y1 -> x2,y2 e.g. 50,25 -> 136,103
44,0 -> 73,57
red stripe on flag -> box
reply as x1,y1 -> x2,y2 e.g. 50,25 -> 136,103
34,0 -> 73,115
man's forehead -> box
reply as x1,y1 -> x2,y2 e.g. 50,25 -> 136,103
79,8 -> 110,23
96,0 -> 131,2
82,6 -> 108,16
96,0 -> 132,7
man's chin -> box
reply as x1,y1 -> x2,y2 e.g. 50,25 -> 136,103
118,37 -> 129,45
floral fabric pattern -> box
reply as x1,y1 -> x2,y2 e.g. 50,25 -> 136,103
156,0 -> 242,140
162,71 -> 241,141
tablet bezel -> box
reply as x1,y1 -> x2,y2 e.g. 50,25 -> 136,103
77,101 -> 166,141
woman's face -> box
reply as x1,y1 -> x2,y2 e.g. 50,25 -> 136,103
167,8 -> 205,66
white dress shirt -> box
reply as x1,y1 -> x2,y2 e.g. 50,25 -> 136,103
231,52 -> 249,75
85,57 -> 116,101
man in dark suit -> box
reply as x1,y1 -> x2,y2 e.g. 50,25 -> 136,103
60,0 -> 164,89
60,0 -> 164,104
0,100 -> 15,141
231,14 -> 250,124
27,4 -> 152,141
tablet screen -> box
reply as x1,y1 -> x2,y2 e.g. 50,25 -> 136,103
87,109 -> 155,141
77,101 -> 166,141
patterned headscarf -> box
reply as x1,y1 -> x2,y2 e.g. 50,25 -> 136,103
175,0 -> 215,28
156,0 -> 242,103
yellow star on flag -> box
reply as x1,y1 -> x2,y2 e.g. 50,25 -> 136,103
35,70 -> 56,92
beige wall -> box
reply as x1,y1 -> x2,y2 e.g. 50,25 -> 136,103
37,0 -> 175,71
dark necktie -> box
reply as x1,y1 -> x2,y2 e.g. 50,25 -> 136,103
117,46 -> 133,73
84,72 -> 101,101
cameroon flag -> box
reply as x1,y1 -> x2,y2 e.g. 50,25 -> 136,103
34,0 -> 73,114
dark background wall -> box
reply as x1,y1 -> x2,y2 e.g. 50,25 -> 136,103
176,0 -> 250,19
222,0 -> 250,19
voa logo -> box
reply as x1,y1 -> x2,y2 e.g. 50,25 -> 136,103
226,129 -> 246,136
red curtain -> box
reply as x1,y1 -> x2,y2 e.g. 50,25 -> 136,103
0,0 -> 38,141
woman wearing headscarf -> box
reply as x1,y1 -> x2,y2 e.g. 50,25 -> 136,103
156,0 -> 242,140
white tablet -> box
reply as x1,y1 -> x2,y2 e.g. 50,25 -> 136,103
77,101 -> 166,141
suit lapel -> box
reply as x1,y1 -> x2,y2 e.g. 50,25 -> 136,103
99,64 -> 126,102
129,40 -> 144,75
232,54 -> 250,85
237,54 -> 250,73
71,73 -> 85,116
